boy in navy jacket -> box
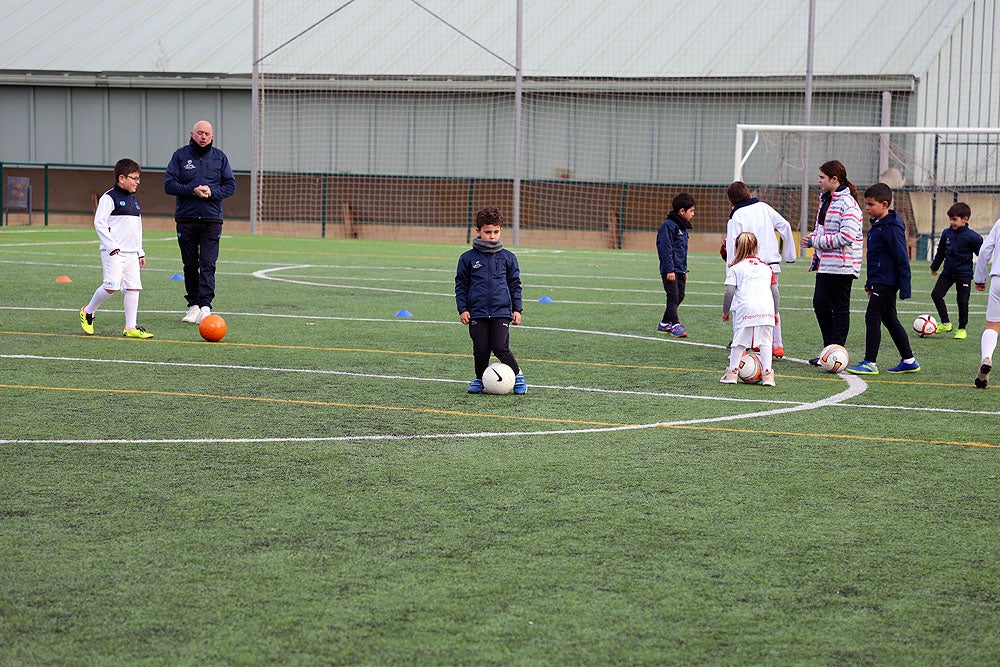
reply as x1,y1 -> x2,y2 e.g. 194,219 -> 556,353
655,192 -> 695,337
930,202 -> 983,339
847,183 -> 920,375
456,206 -> 525,394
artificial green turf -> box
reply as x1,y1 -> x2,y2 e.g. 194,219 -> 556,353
1,228 -> 998,665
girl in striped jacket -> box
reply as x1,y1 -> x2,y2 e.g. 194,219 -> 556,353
801,160 -> 863,362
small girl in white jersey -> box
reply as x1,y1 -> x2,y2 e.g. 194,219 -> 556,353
721,232 -> 779,386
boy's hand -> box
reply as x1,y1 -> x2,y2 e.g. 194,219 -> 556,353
512,311 -> 521,325
976,283 -> 986,292
460,311 -> 471,325
139,256 -> 146,269
931,270 -> 937,276
722,312 -> 730,323
666,272 -> 676,281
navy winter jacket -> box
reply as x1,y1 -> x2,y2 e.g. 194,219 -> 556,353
455,248 -> 522,319
164,139 -> 237,222
864,210 -> 912,299
930,224 -> 983,277
656,211 -> 691,274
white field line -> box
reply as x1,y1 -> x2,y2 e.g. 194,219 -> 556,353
0,256 -> 974,445
248,265 -> 961,313
1,354 -> 803,407
0,351 -> 864,445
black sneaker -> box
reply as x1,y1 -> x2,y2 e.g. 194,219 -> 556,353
808,357 -> 821,366
975,358 -> 992,388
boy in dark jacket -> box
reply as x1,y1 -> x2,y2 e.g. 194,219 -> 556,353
930,202 -> 984,340
655,192 -> 695,337
847,183 -> 919,375
456,206 -> 525,394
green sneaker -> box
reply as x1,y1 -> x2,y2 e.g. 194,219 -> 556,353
123,326 -> 153,339
953,328 -> 967,339
80,306 -> 95,335
937,322 -> 953,333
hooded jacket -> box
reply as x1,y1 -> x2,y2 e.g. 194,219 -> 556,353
656,211 -> 692,274
807,185 -> 863,277
455,247 -> 522,319
864,210 -> 911,299
930,224 -> 983,277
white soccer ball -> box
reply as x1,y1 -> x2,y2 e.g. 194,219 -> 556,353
819,344 -> 849,373
482,362 -> 516,395
913,314 -> 938,337
737,351 -> 763,384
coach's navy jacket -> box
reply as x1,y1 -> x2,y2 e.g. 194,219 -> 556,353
864,210 -> 912,300
931,224 -> 984,277
163,139 -> 237,222
455,248 -> 522,319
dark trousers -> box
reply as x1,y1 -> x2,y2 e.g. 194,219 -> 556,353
864,284 -> 913,363
469,317 -> 519,379
931,272 -> 973,328
176,221 -> 223,308
813,273 -> 855,346
660,272 -> 687,324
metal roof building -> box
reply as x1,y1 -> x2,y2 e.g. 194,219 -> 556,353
2,1 -> 997,170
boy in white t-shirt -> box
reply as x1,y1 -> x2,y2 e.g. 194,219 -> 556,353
721,232 -> 779,386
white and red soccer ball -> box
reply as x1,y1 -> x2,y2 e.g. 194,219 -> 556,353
913,314 -> 937,337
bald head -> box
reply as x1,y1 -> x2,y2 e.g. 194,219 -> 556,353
191,121 -> 214,148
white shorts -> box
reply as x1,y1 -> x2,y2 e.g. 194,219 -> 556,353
987,279 -> 1000,323
732,324 -> 774,350
101,251 -> 142,291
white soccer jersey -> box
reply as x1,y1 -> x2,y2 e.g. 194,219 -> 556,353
93,186 -> 144,256
726,201 -> 796,273
725,256 -> 777,330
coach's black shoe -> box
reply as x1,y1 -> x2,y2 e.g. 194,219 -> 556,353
808,357 -> 821,366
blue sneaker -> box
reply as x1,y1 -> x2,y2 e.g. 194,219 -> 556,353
656,322 -> 671,333
888,359 -> 920,373
513,372 -> 527,394
846,360 -> 879,375
468,378 -> 484,394
670,323 -> 688,338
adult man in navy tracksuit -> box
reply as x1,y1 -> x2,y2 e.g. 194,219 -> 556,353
164,120 -> 237,324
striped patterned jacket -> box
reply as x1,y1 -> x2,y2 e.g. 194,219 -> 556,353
808,187 -> 863,278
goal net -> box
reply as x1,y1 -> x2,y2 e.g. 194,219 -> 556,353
735,125 -> 1000,258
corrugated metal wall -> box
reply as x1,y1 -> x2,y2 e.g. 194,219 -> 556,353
0,86 -> 251,171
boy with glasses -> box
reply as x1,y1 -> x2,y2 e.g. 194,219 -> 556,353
80,158 -> 153,338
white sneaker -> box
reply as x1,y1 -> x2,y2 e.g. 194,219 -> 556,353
720,369 -> 738,384
762,370 -> 776,387
196,306 -> 212,324
181,305 -> 201,323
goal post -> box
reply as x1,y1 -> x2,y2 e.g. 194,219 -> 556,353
734,124 -> 1000,259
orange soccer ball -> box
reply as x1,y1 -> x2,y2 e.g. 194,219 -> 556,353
199,314 -> 227,342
